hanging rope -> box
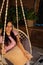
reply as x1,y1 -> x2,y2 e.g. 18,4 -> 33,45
16,0 -> 19,29
2,0 -> 9,63
0,0 -> 5,18
20,0 -> 32,54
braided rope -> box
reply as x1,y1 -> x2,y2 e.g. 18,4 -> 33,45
2,0 -> 9,63
20,0 -> 32,54
0,0 -> 5,17
16,0 -> 19,29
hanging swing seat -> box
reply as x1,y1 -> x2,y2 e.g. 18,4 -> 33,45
17,29 -> 31,53
13,28 -> 31,53
3,29 -> 31,65
0,0 -> 32,64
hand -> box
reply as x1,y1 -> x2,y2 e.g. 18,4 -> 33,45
24,50 -> 33,61
2,48 -> 6,55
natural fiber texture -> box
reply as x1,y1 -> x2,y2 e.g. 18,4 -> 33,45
4,46 -> 28,65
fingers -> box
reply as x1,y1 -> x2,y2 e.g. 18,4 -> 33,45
24,51 -> 33,61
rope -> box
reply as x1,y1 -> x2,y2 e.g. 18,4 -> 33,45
2,0 -> 9,63
0,0 -> 5,18
16,0 -> 19,29
20,0 -> 32,54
